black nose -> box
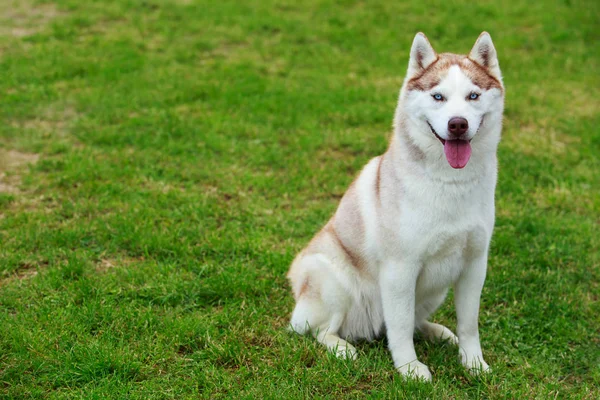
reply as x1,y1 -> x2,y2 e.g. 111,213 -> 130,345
448,117 -> 468,137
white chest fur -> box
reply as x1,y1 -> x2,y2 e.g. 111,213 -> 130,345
381,158 -> 496,297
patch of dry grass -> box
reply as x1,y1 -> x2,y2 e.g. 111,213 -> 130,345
0,1 -> 62,38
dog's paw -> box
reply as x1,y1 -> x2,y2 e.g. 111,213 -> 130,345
334,344 -> 358,360
437,326 -> 459,346
461,356 -> 491,376
397,360 -> 432,381
419,321 -> 459,346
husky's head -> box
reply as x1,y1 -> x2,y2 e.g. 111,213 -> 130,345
396,32 -> 504,169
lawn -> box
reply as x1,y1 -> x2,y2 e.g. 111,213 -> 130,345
0,0 -> 598,398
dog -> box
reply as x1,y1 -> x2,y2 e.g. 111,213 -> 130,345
287,32 -> 504,381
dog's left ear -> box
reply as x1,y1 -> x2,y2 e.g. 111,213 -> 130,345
469,32 -> 502,79
407,32 -> 437,78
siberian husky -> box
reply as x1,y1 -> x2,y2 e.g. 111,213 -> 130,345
287,32 -> 504,381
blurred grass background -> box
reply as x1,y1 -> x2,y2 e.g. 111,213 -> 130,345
0,0 -> 598,398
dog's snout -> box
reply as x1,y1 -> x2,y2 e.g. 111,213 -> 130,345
448,117 -> 468,136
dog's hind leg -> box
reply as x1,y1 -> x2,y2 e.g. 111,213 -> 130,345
314,313 -> 357,359
289,254 -> 357,359
290,296 -> 357,359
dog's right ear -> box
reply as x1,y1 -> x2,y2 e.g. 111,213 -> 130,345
407,33 -> 437,78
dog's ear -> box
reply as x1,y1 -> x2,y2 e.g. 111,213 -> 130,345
407,32 -> 437,78
469,32 -> 501,79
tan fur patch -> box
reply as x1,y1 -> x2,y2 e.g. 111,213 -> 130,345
326,223 -> 365,272
407,53 -> 502,92
299,278 -> 310,297
374,155 -> 383,203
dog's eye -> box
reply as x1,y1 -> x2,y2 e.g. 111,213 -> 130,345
468,92 -> 480,100
432,93 -> 444,101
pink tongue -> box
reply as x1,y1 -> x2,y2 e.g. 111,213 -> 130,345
443,140 -> 472,169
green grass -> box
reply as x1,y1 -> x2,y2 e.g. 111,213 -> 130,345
0,0 -> 598,398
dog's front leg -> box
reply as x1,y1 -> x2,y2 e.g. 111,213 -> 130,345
455,252 -> 491,374
381,261 -> 431,381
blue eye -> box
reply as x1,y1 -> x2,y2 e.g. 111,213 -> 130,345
469,92 -> 480,100
432,93 -> 444,101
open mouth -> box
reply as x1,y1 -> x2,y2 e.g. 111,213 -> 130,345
426,121 -> 472,169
